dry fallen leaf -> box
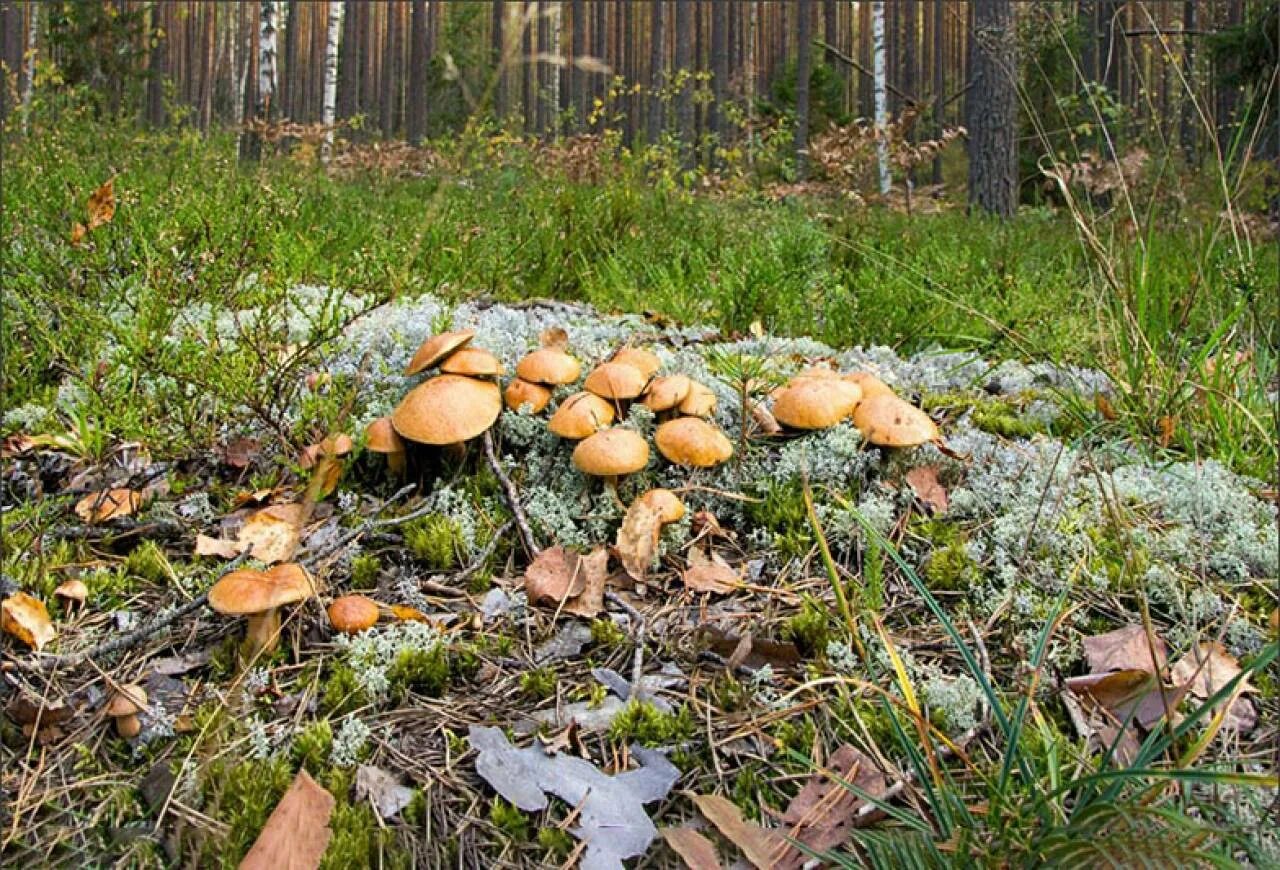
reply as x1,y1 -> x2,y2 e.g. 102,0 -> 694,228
660,826 -> 723,870
1095,393 -> 1118,421
750,401 -> 781,435
563,547 -> 609,618
74,488 -> 143,524
617,500 -> 664,581
684,546 -> 740,594
692,793 -> 785,870
236,504 -> 305,564
905,465 -> 948,514
1065,668 -> 1187,731
540,325 -> 569,349
354,764 -> 415,821
2,592 -> 57,651
524,546 -> 587,606
773,744 -> 888,869
389,604 -> 430,623
194,534 -> 242,559
70,222 -> 87,246
240,769 -> 335,870
86,177 -> 116,230
702,625 -> 802,671
1169,642 -> 1257,733
1082,624 -> 1167,675
223,436 -> 261,469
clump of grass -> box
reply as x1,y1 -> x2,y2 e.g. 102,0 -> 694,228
404,515 -> 465,570
519,667 -> 557,701
607,702 -> 695,747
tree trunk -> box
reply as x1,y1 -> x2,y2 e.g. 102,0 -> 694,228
492,0 -> 507,121
1178,0 -> 1196,163
624,0 -> 636,146
710,0 -> 728,151
591,0 -> 606,129
337,0 -> 358,119
380,0 -> 398,136
571,0 -> 585,129
523,2 -> 534,134
147,1 -> 167,127
240,1 -> 277,161
674,0 -> 694,159
1215,0 -> 1243,155
322,0 -> 344,162
647,0 -> 664,144
19,0 -> 35,131
967,0 -> 1017,217
794,0 -> 812,178
873,1 -> 889,194
283,0 -> 298,118
932,0 -> 944,184
1079,0 -> 1096,84
408,0 -> 427,143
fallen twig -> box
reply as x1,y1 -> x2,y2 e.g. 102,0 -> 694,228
604,591 -> 647,703
482,430 -> 540,557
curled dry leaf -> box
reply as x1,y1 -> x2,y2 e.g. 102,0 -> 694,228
749,400 -> 781,435
691,793 -> 785,870
240,769 -> 335,870
74,488 -> 143,524
194,534 -> 242,559
86,177 -> 116,230
1169,642 -> 1257,733
660,827 -> 723,870
904,465 -> 948,514
1064,668 -> 1187,732
617,500 -> 664,582
354,765 -> 415,821
2,592 -> 57,651
389,604 -> 431,623
563,548 -> 609,618
1082,624 -> 1167,675
524,546 -> 609,618
773,744 -> 888,869
683,546 -> 740,594
236,504 -> 305,564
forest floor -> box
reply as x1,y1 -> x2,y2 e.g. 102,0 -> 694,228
1,123 -> 1277,868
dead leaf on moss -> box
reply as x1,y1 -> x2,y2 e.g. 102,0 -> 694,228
540,326 -> 569,349
194,534 -> 242,559
236,504 -> 305,564
1082,624 -> 1167,675
684,546 -> 740,594
563,547 -> 609,618
660,827 -> 723,869
773,744 -> 888,869
691,793 -> 784,869
1169,642 -> 1257,733
389,604 -> 431,623
1065,668 -> 1187,731
905,465 -> 948,514
2,592 -> 57,651
701,625 -> 801,671
240,769 -> 335,870
74,488 -> 143,524
222,436 -> 260,469
617,500 -> 664,581
525,546 -> 587,605
354,764 -> 415,821
86,177 -> 116,230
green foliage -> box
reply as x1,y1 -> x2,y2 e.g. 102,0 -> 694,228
782,596 -> 832,656
487,797 -> 530,843
606,702 -> 696,747
387,645 -> 451,700
404,515 -> 466,570
914,518 -> 982,593
322,801 -> 406,870
519,666 -> 557,701
291,720 -> 334,772
196,755 -> 294,867
589,618 -> 627,649
124,539 -> 174,584
537,827 -> 575,860
322,664 -> 370,717
43,1 -> 153,117
745,480 -> 812,561
349,553 -> 381,590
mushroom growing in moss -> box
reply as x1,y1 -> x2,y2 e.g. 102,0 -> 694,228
105,684 -> 147,739
208,563 -> 315,659
852,393 -> 939,447
654,417 -> 733,468
843,371 -> 895,400
772,379 -> 863,430
573,428 -> 650,504
440,347 -> 505,378
504,378 -> 553,414
609,347 -> 662,379
584,362 -> 648,402
642,375 -> 693,413
405,329 -> 476,376
548,391 -> 616,439
677,381 -> 718,417
516,348 -> 582,386
328,595 -> 380,634
637,488 -> 686,524
392,374 -> 503,446
365,416 -> 407,476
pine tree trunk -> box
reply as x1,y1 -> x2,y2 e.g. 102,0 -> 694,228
322,0 -> 344,162
337,0 -> 358,120
794,0 -> 812,178
147,2 -> 167,127
647,0 -> 664,144
408,0 -> 427,142
1179,0 -> 1196,163
283,0 -> 298,118
1215,0 -> 1242,154
710,0 -> 728,151
380,0 -> 398,136
932,0 -> 944,184
967,0 -> 1016,217
674,0 -> 694,159
19,0 -> 36,131
492,0 -> 507,121
873,1 -> 889,194
623,0 -> 636,146
240,1 -> 278,161
523,2 -> 535,134
571,0 -> 585,130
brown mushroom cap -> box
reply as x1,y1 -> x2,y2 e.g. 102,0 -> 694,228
392,375 -> 502,445
654,417 -> 734,467
405,329 -> 475,376
843,371 -> 896,399
208,563 -> 315,616
793,365 -> 841,381
638,488 -> 686,524
677,381 -> 718,417
504,378 -> 553,414
610,347 -> 662,379
105,684 -> 148,717
642,375 -> 693,412
440,347 -> 505,377
54,579 -> 89,604
516,348 -> 582,385
852,393 -> 940,447
773,379 -> 863,430
548,391 -> 616,439
365,416 -> 406,454
572,428 -> 651,476
328,595 -> 380,634
584,362 -> 648,400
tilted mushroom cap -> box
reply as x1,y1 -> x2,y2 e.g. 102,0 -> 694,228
572,428 -> 650,476
654,417 -> 734,467
584,362 -> 648,400
548,391 -> 615,439
843,371 -> 896,399
54,579 -> 89,604
853,393 -> 939,447
328,595 -> 380,634
440,347 -> 505,377
516,348 -> 582,385
773,379 -> 863,430
642,374 -> 692,412
504,378 -> 553,414
365,416 -> 406,454
105,684 -> 148,717
405,329 -> 475,376
392,375 -> 502,445
638,488 -> 686,524
208,563 -> 314,616
677,380 -> 718,417
610,347 -> 662,379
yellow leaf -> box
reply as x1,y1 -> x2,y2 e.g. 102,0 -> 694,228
86,177 -> 116,230
74,488 -> 142,524
2,592 -> 56,651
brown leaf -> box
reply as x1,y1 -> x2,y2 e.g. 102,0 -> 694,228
389,604 -> 430,623
1082,624 -> 1167,675
617,500 -> 664,581
701,626 -> 802,671
691,793 -> 785,870
1095,393 -> 1118,421
1169,642 -> 1257,733
240,769 -> 335,870
1065,669 -> 1186,731
540,326 -> 569,349
74,488 -> 143,524
563,547 -> 609,618
85,177 -> 116,230
194,534 -> 242,559
684,547 -> 741,594
524,546 -> 587,606
774,744 -> 888,869
2,592 -> 56,651
223,436 -> 261,469
660,827 -> 723,870
1156,415 -> 1176,448
749,401 -> 781,435
236,503 -> 305,564
905,465 -> 948,514
70,222 -> 87,246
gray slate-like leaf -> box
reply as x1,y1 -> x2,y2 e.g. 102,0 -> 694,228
354,765 -> 415,820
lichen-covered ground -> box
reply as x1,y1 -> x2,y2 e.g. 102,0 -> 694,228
2,291 -> 1276,867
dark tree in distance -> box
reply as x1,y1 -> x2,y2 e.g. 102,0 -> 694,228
647,0 -> 665,144
967,0 -> 1017,217
407,0 -> 428,142
794,0 -> 812,178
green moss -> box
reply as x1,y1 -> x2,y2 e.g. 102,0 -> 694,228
921,391 -> 1051,439
404,514 -> 466,570
729,765 -> 770,819
488,797 -> 531,842
388,645 -> 450,700
744,480 -> 813,561
321,801 -> 407,870
606,701 -> 695,747
195,755 -> 294,867
124,540 -> 174,584
772,716 -> 818,755
590,618 -> 627,649
292,720 -> 333,771
537,827 -> 575,860
350,553 -> 381,590
520,666 -> 558,701
914,518 -> 982,592
782,596 -> 832,656
322,664 -> 371,716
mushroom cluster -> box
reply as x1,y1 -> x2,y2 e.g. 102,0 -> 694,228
769,366 -> 938,448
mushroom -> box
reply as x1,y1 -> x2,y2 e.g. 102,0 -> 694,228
53,579 -> 89,610
328,595 -> 380,634
300,433 -> 354,468
609,347 -> 662,379
440,347 -> 505,377
516,348 -> 582,385
793,364 -> 841,380
642,374 -> 693,413
584,362 -> 648,401
208,563 -> 315,659
105,684 -> 147,739
392,375 -> 503,446
572,428 -> 651,504
504,378 -> 553,414
365,416 -> 407,476
843,371 -> 895,399
677,380 -> 718,417
654,417 -> 734,467
548,391 -> 616,439
405,329 -> 476,376
852,393 -> 939,447
772,379 -> 863,430
638,488 -> 686,524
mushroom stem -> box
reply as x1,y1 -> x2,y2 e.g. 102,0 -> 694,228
116,714 -> 142,739
605,476 -> 627,511
387,451 -> 407,476
243,608 -> 281,659
443,442 -> 466,464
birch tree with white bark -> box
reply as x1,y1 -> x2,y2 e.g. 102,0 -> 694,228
873,1 -> 890,195
322,1 -> 344,163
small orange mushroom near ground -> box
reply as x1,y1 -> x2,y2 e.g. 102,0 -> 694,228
105,684 -> 147,739
852,393 -> 940,447
328,595 -> 380,634
772,379 -> 862,430
573,428 -> 650,505
548,392 -> 615,439
405,329 -> 475,376
504,378 -> 553,414
208,563 -> 315,660
392,375 -> 502,446
516,347 -> 581,385
654,417 -> 734,468
584,362 -> 648,401
609,347 -> 662,379
365,416 -> 407,476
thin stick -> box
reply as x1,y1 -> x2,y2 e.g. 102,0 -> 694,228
605,591 -> 646,703
482,430 -> 540,557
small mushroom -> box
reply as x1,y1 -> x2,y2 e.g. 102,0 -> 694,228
609,347 -> 662,379
638,488 -> 686,524
654,417 -> 734,467
208,563 -> 315,659
573,428 -> 651,504
677,380 -> 718,417
105,684 -> 148,739
852,393 -> 939,447
516,348 -> 582,385
440,347 -> 505,377
548,391 -> 616,439
53,579 -> 89,610
328,595 -> 380,634
392,375 -> 503,446
365,416 -> 407,476
584,362 -> 648,401
300,433 -> 354,468
642,375 -> 693,413
405,329 -> 476,376
843,371 -> 895,399
504,378 -> 553,414
772,379 -> 863,430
